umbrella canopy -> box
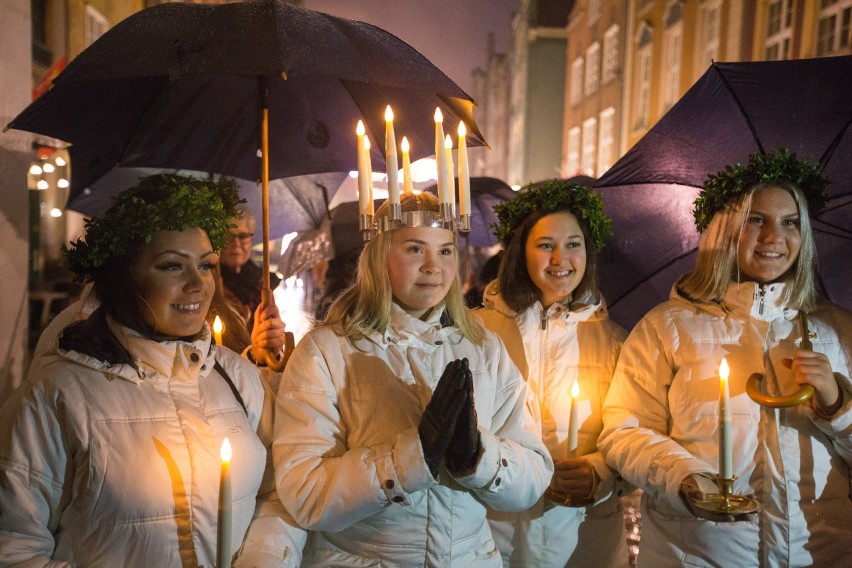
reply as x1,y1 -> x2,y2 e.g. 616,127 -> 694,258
423,177 -> 515,248
595,56 -> 852,327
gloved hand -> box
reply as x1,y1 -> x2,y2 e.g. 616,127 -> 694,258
419,360 -> 469,477
446,358 -> 481,475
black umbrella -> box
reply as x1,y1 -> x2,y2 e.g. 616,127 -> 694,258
7,0 -> 485,368
594,56 -> 852,328
423,177 -> 515,248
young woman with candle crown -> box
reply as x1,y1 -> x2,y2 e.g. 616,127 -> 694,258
599,149 -> 852,567
479,180 -> 631,567
273,191 -> 553,566
0,175 -> 305,567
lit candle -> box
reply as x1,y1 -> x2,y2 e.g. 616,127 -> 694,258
434,108 -> 448,203
356,121 -> 371,216
457,122 -> 470,218
364,135 -> 374,216
213,315 -> 224,346
401,136 -> 413,194
568,380 -> 579,455
444,134 -> 455,206
719,358 -> 733,479
218,438 -> 233,568
385,106 -> 400,206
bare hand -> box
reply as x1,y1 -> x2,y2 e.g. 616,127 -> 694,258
546,458 -> 594,506
680,474 -> 757,522
783,349 -> 839,411
250,302 -> 286,362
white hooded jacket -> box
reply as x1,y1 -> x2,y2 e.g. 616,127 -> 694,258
0,313 -> 305,568
600,281 -> 852,567
273,303 -> 553,567
479,283 -> 630,567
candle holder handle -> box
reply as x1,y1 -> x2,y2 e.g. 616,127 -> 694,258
458,213 -> 471,232
689,475 -> 759,515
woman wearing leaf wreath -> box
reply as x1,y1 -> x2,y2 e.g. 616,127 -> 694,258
599,149 -> 852,567
0,175 -> 305,567
273,192 -> 552,566
478,180 -> 631,567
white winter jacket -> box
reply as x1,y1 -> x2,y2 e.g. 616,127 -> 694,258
600,281 -> 852,567
274,303 -> 553,567
479,285 -> 630,567
0,312 -> 305,567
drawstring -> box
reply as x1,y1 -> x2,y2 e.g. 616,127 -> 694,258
214,360 -> 248,416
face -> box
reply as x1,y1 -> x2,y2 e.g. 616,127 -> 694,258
387,226 -> 457,319
132,228 -> 217,337
736,186 -> 802,283
220,216 -> 253,270
525,211 -> 587,307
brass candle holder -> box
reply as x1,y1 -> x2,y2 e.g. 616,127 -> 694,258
689,475 -> 758,515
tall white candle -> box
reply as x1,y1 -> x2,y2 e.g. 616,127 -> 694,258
384,106 -> 400,206
401,136 -> 413,194
444,134 -> 455,206
213,315 -> 224,346
363,136 -> 374,216
356,121 -> 371,216
434,108 -> 448,203
218,438 -> 233,568
719,358 -> 733,479
457,122 -> 470,218
568,380 -> 579,455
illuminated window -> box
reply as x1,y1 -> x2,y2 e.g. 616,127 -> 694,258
603,25 -> 620,84
566,127 -> 581,176
571,57 -> 584,105
581,117 -> 597,177
765,0 -> 793,60
816,0 -> 852,56
85,5 -> 108,46
662,2 -> 683,110
598,108 -> 616,174
585,43 -> 600,96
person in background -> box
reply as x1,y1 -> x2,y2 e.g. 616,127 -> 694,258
479,180 -> 630,567
0,175 -> 305,567
599,149 -> 852,567
273,192 -> 552,566
463,251 -> 502,309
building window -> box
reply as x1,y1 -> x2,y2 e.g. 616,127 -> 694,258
603,25 -> 620,84
634,25 -> 653,130
567,127 -> 581,176
816,0 -> 852,56
663,2 -> 683,110
765,0 -> 794,60
589,0 -> 601,24
698,0 -> 721,68
581,117 -> 597,177
571,57 -> 584,106
85,5 -> 109,47
585,43 -> 600,96
598,107 -> 616,175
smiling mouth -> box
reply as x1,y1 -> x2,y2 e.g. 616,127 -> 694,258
172,303 -> 202,312
755,252 -> 784,259
547,270 -> 573,277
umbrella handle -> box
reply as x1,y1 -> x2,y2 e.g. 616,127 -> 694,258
263,331 -> 295,372
746,373 -> 815,407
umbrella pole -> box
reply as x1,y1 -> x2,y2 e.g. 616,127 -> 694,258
260,79 -> 293,372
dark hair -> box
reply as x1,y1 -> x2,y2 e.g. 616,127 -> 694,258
497,208 -> 600,313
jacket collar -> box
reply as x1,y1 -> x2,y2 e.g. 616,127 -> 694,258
671,280 -> 795,321
482,280 -> 607,323
361,302 -> 458,349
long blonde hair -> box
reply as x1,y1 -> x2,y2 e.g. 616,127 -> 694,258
324,193 -> 486,344
678,181 -> 819,310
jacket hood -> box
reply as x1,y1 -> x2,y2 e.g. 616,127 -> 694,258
481,279 -> 609,323
359,301 -> 461,350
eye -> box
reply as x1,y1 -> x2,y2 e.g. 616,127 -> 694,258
782,218 -> 800,227
155,262 -> 182,272
200,261 -> 217,271
439,247 -> 454,256
566,241 -> 583,249
407,245 -> 423,254
747,215 -> 764,224
538,243 -> 553,250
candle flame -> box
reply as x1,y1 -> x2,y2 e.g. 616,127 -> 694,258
364,136 -> 371,150
401,136 -> 410,152
458,121 -> 467,136
720,358 -> 730,381
385,105 -> 394,121
213,315 -> 224,334
356,120 -> 365,136
221,437 -> 232,462
444,134 -> 452,149
571,380 -> 580,398
434,107 -> 443,122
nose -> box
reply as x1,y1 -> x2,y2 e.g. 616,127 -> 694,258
184,266 -> 205,292
421,251 -> 440,273
759,221 -> 784,243
550,247 -> 564,264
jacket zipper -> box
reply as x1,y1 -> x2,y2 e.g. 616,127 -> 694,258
758,285 -> 766,316
541,307 -> 547,330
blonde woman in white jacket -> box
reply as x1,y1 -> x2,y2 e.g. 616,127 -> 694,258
479,180 -> 631,567
0,176 -> 305,568
273,192 -> 553,567
600,149 -> 852,567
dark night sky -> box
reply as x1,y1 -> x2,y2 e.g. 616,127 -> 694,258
302,1 -> 521,96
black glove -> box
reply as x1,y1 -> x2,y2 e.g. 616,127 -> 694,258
446,358 -> 481,475
419,360 -> 469,477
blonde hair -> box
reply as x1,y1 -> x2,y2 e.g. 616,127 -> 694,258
323,193 -> 486,344
678,181 -> 819,311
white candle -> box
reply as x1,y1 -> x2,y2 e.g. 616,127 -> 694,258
385,106 -> 400,206
213,316 -> 224,346
457,122 -> 470,218
218,438 -> 233,568
401,136 -> 413,194
568,380 -> 579,455
364,135 -> 374,216
444,134 -> 455,206
719,358 -> 733,479
434,108 -> 448,203
356,121 -> 371,216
